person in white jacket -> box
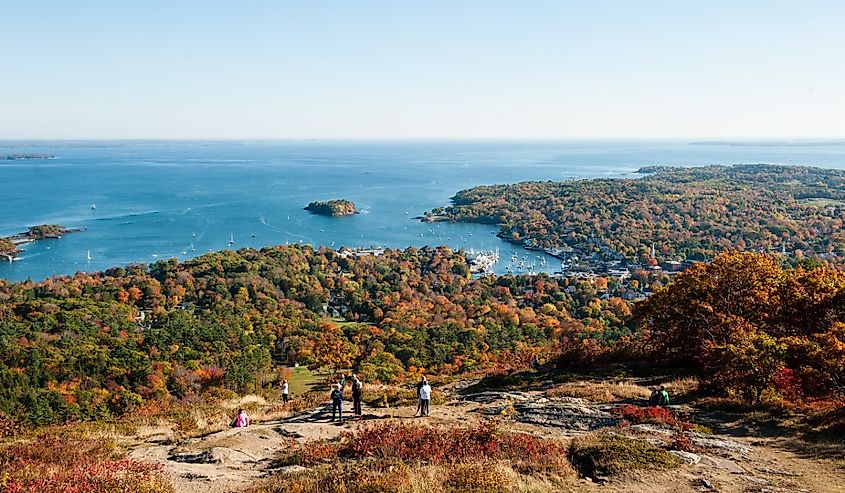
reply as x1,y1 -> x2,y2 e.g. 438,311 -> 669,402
281,378 -> 289,404
418,378 -> 432,417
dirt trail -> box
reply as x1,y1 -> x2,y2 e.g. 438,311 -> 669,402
129,401 -> 481,493
129,390 -> 845,493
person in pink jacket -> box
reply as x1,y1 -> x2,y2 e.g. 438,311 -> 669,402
234,408 -> 251,428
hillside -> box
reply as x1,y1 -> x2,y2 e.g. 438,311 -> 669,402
1,246 -> 844,492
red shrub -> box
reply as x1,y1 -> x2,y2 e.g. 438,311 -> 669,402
0,436 -> 174,493
773,368 -> 804,401
289,421 -> 569,474
611,404 -> 691,430
338,421 -> 499,464
670,430 -> 695,452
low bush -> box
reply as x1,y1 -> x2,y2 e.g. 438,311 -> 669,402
0,435 -> 174,493
611,404 -> 690,429
569,432 -> 680,477
0,413 -> 25,439
282,421 -> 571,477
361,384 -> 446,408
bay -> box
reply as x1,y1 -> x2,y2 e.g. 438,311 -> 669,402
2,139 -> 845,282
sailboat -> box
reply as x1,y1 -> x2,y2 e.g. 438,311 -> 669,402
86,250 -> 91,262
228,234 -> 234,246
91,204 -> 96,210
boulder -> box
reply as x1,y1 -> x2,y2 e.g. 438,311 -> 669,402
468,391 -> 619,430
670,450 -> 701,465
700,455 -> 746,474
690,434 -> 752,455
169,449 -> 221,464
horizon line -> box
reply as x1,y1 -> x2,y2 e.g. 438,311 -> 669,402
3,136 -> 845,143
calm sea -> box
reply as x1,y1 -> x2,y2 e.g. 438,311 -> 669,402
2,140 -> 845,282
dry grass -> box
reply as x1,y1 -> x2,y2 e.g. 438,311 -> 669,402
251,460 -> 574,493
545,380 -> 650,403
167,392 -> 326,441
362,384 -> 447,408
662,378 -> 699,398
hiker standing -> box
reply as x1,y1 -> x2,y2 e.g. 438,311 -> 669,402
338,373 -> 346,390
414,376 -> 426,416
418,378 -> 432,417
351,374 -> 363,416
331,383 -> 344,423
657,385 -> 670,407
281,378 -> 290,404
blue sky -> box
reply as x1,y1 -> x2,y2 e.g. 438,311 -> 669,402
2,1 -> 844,139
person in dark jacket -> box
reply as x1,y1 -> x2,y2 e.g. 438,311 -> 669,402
351,374 -> 363,416
330,383 -> 344,423
648,387 -> 660,407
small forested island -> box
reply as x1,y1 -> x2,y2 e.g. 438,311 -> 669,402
0,224 -> 80,261
304,198 -> 358,216
424,164 -> 845,264
1,153 -> 55,160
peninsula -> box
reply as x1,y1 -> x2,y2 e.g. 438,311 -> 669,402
1,224 -> 81,261
422,164 -> 845,273
304,199 -> 358,216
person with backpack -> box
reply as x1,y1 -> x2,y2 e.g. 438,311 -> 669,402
330,383 -> 344,423
351,374 -> 363,416
657,385 -> 670,407
418,378 -> 432,417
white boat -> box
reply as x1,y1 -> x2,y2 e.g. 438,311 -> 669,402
466,249 -> 500,274
228,234 -> 234,246
91,204 -> 96,210
86,250 -> 91,261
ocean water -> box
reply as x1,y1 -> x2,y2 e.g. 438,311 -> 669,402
2,140 -> 845,282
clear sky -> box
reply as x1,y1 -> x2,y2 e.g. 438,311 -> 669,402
2,1 -> 844,140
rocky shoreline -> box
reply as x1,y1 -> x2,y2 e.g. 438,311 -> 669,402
304,199 -> 358,216
1,224 -> 82,261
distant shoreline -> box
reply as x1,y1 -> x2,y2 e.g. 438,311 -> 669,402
690,140 -> 845,147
